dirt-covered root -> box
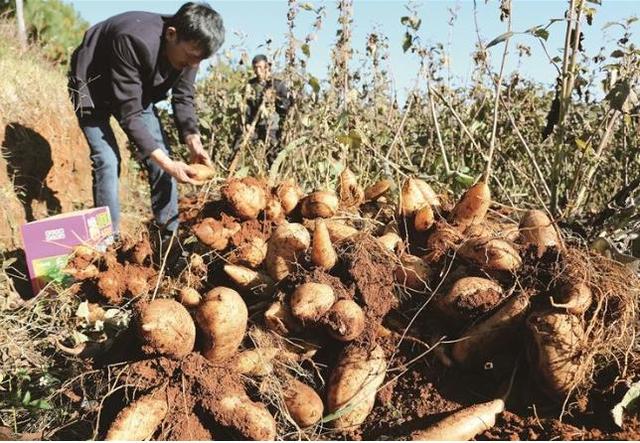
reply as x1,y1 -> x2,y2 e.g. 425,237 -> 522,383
555,248 -> 638,396
222,177 -> 268,220
335,234 -> 399,344
527,310 -> 589,399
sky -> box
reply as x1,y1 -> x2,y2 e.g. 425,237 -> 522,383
65,0 -> 638,102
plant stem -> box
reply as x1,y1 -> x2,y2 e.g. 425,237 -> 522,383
569,110 -> 622,216
426,80 -> 451,175
483,3 -> 512,183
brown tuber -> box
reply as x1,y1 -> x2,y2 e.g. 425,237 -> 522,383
276,179 -> 304,214
265,222 -> 310,280
395,254 -> 430,291
105,390 -> 168,440
264,301 -> 300,335
223,178 -> 267,220
189,163 -> 216,184
265,197 -> 285,222
450,181 -> 491,231
224,264 -> 274,295
364,179 -> 392,201
438,277 -> 504,324
301,190 -> 340,218
233,347 -> 280,376
550,282 -> 592,315
283,378 -> 324,428
399,178 -> 428,217
458,237 -> 522,272
377,232 -> 402,252
196,287 -> 248,362
519,209 -> 561,257
177,287 -> 202,307
339,167 -> 365,208
452,292 -> 531,366
290,282 -> 336,322
214,394 -> 277,441
414,204 -> 435,231
327,344 -> 387,429
323,299 -> 366,341
411,399 -> 505,441
193,217 -> 240,251
230,237 -> 268,268
323,219 -> 359,242
527,311 -> 587,398
311,219 -> 338,270
137,299 -> 196,359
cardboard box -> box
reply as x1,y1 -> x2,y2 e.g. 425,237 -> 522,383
20,207 -> 114,294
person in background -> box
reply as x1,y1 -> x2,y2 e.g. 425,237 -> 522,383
68,2 -> 224,243
241,54 -> 291,167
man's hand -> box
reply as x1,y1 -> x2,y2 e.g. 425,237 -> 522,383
149,149 -> 198,184
185,133 -> 213,167
264,87 -> 276,104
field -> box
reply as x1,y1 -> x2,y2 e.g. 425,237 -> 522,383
1,0 -> 640,440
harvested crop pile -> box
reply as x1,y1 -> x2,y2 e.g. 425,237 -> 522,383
48,169 -> 638,441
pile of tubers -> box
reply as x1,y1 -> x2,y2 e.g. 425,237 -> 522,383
66,167 -> 605,441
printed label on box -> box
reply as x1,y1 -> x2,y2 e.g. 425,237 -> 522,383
20,206 -> 113,295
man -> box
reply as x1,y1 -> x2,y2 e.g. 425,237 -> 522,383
68,2 -> 224,240
241,54 -> 291,166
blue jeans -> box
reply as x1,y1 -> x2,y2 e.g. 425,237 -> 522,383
78,106 -> 178,235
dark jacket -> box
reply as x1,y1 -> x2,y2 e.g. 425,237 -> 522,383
245,77 -> 291,130
68,11 -> 199,156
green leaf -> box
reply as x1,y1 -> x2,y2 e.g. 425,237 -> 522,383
336,132 -> 361,150
336,134 -> 351,146
487,31 -> 515,48
400,16 -> 421,31
22,390 -> 31,406
452,171 -> 475,187
301,43 -> 310,58
31,399 -> 53,410
300,2 -> 314,11
575,139 -> 588,151
402,32 -> 413,53
612,381 -> 640,427
611,49 -> 625,58
605,80 -> 631,111
308,75 -> 320,94
533,28 -> 549,41
603,21 -> 624,30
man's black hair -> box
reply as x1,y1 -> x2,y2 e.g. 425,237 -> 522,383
252,54 -> 269,66
168,2 -> 225,58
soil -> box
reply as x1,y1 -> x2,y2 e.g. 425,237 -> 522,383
339,234 -> 398,324
230,218 -> 272,246
104,352 -> 249,441
96,263 -> 127,304
439,277 -> 506,325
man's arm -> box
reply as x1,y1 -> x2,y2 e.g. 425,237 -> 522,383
109,35 -> 198,182
171,67 -> 199,142
172,67 -> 212,166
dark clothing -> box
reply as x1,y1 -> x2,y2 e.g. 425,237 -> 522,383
245,77 -> 291,133
242,77 -> 290,166
68,11 -> 199,157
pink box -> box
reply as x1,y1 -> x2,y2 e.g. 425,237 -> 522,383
20,207 -> 114,295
